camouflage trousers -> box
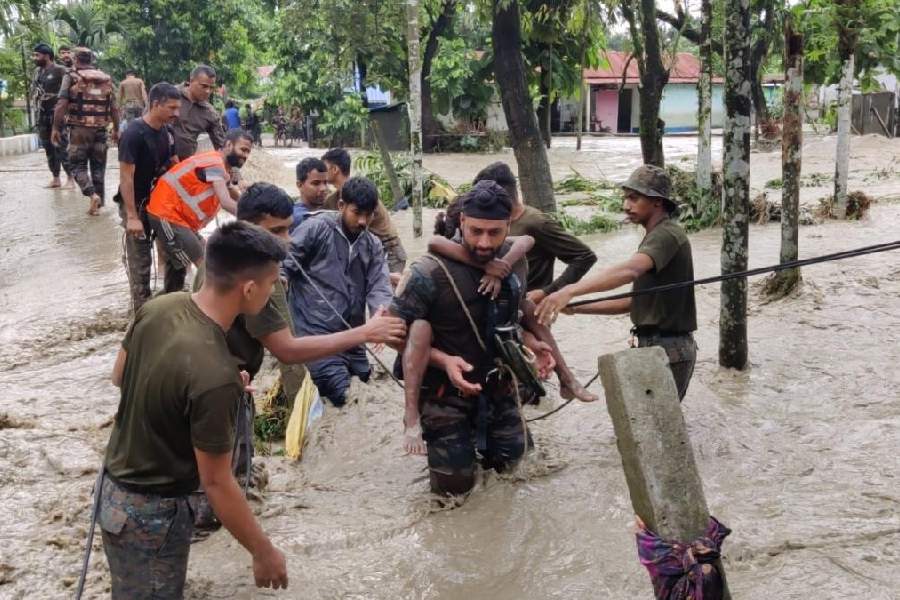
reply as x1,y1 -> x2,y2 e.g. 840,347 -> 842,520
117,202 -> 153,312
37,112 -> 70,178
420,380 -> 529,495
68,125 -> 108,200
637,332 -> 698,401
98,476 -> 194,599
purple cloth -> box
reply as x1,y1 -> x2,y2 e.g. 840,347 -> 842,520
636,516 -> 731,600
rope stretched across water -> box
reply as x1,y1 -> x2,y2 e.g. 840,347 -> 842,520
567,239 -> 900,309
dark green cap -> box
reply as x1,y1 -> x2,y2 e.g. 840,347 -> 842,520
621,165 -> 676,205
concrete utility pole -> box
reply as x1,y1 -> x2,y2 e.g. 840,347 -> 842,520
406,0 -> 424,237
599,347 -> 730,598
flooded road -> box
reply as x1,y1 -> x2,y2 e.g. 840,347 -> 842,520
1,135 -> 899,599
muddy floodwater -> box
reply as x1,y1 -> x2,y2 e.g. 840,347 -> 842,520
1,135 -> 899,599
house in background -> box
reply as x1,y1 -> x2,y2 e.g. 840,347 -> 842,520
557,50 -> 726,134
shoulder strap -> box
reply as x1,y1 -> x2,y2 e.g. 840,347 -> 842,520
423,253 -> 487,351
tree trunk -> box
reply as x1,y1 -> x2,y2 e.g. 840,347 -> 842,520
538,46 -> 553,148
765,14 -> 803,297
833,51 -> 853,219
696,0 -> 713,193
576,81 -> 586,151
370,120 -> 404,207
406,0 -> 424,237
719,0 -> 751,370
748,0 -> 775,141
492,0 -> 556,213
627,0 -> 668,167
422,0 -> 456,152
20,41 -> 33,130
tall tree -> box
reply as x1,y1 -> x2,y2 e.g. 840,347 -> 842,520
696,0 -> 713,195
492,0 -> 556,213
407,0 -> 424,237
719,0 -> 751,370
421,0 -> 457,152
831,0 -> 858,219
621,0 -> 668,167
766,12 -> 803,297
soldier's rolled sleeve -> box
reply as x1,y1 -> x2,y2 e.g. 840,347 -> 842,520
389,263 -> 436,324
190,383 -> 241,453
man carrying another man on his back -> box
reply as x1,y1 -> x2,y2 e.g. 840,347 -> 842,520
322,148 -> 408,277
145,128 -> 250,294
290,157 -> 329,233
100,221 -> 289,597
116,82 -> 180,312
52,46 -> 119,215
172,65 -> 225,159
285,176 -> 394,407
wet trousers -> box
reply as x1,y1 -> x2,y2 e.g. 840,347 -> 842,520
37,112 -> 70,178
637,332 -> 698,401
99,476 -> 194,600
420,381 -> 529,495
307,347 -> 370,407
118,202 -> 154,312
68,125 -> 108,200
147,215 -> 204,294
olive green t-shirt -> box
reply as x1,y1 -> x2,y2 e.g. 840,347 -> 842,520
509,205 -> 597,294
192,266 -> 290,377
104,293 -> 243,496
630,218 -> 697,333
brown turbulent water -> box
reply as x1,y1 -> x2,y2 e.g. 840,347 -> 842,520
0,135 -> 898,599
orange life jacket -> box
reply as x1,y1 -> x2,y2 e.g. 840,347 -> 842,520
147,151 -> 227,231
65,68 -> 114,128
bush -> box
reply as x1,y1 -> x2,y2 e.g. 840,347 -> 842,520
317,94 -> 368,147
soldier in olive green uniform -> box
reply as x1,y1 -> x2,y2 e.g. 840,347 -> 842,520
536,165 -> 698,400
100,221 -> 289,597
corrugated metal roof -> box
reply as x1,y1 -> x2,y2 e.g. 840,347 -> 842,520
584,50 -> 723,85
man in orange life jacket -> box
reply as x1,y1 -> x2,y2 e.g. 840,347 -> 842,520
52,47 -> 120,216
146,128 -> 251,294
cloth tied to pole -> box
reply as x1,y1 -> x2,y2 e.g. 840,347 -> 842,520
636,516 -> 731,600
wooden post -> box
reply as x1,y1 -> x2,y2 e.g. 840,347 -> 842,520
599,347 -> 730,598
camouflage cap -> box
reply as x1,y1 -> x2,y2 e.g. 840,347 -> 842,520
622,165 -> 677,205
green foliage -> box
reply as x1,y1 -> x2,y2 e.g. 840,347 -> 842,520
317,94 -> 369,145
666,165 -> 722,233
556,211 -> 620,235
353,150 -> 455,209
764,177 -> 782,189
429,37 -> 495,123
797,0 -> 900,86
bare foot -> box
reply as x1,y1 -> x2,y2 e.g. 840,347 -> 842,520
62,178 -> 76,190
45,178 -> 61,189
559,374 -> 599,403
87,194 -> 102,216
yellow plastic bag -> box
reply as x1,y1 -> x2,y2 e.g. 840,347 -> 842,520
284,374 -> 322,460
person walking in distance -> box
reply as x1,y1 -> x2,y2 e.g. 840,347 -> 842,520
30,43 -> 72,189
115,82 -> 181,312
118,69 -> 148,130
52,47 -> 119,215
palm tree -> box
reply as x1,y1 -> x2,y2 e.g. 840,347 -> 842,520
54,0 -> 120,50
